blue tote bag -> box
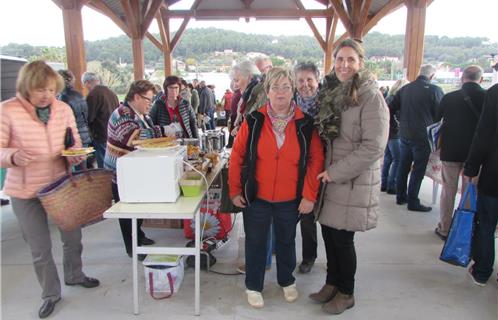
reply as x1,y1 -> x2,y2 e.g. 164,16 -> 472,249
439,182 -> 477,267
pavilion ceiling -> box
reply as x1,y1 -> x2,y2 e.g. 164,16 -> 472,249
51,0 -> 434,88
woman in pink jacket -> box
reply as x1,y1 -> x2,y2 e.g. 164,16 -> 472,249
0,61 -> 100,319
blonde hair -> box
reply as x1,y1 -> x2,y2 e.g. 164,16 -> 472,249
389,79 -> 409,96
16,60 -> 64,99
264,67 -> 295,93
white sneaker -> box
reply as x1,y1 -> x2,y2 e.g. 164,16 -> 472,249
246,290 -> 264,308
283,284 -> 298,302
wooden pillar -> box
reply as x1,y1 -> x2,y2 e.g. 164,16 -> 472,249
132,38 -> 144,80
404,0 -> 427,81
324,14 -> 338,75
157,8 -> 173,76
164,52 -> 173,76
60,0 -> 87,94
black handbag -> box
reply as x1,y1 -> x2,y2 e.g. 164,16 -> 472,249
219,163 -> 243,213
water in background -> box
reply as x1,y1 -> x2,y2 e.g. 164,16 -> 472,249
184,72 -> 231,102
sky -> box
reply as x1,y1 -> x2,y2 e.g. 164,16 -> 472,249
0,0 -> 497,47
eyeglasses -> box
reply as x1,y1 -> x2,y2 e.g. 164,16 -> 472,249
270,85 -> 292,92
139,94 -> 153,103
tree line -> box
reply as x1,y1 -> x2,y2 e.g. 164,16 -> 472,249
1,28 -> 496,71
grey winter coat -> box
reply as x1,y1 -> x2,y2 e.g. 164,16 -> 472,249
317,73 -> 389,232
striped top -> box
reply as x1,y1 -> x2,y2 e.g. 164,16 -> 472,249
104,102 -> 162,180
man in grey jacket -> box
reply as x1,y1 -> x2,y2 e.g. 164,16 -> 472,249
389,64 -> 444,212
198,81 -> 215,130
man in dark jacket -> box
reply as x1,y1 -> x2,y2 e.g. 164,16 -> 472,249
434,66 -> 486,240
58,70 -> 92,148
464,83 -> 498,286
198,81 -> 215,130
84,72 -> 119,168
389,64 -> 444,211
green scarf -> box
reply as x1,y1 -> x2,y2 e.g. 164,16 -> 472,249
315,68 -> 376,144
35,106 -> 51,124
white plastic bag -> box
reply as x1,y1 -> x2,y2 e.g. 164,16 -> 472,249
143,255 -> 184,299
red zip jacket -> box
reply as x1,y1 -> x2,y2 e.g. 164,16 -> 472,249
229,105 -> 324,202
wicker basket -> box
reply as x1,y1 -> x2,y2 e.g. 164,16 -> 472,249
38,169 -> 114,231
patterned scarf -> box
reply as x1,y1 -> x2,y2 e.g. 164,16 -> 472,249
267,101 -> 296,149
296,91 -> 319,118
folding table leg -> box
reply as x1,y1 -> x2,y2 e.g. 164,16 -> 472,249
132,218 -> 139,315
195,207 -> 200,315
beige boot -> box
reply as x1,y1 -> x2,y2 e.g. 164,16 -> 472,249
308,284 -> 338,303
322,292 -> 355,314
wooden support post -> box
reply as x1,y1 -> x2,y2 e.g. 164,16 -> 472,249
404,0 -> 427,81
59,0 -> 87,94
164,51 -> 173,76
132,38 -> 144,80
324,14 -> 338,75
159,8 -> 173,76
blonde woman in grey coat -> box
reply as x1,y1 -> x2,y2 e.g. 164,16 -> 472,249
311,39 -> 389,315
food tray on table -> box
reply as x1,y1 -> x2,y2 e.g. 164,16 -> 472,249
132,137 -> 179,151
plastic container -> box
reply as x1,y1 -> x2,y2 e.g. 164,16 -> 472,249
179,172 -> 204,197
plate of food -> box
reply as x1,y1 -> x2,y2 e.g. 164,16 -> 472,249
133,137 -> 179,151
61,147 -> 95,157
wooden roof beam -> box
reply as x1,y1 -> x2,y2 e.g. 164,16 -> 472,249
157,8 -> 170,52
351,0 -> 372,39
362,0 -> 404,35
141,0 -> 164,37
52,0 -> 90,10
162,8 -> 334,19
145,32 -> 163,50
333,0 -> 404,46
329,0 -> 353,35
87,1 -> 131,36
121,0 -> 140,38
293,0 -> 326,50
170,0 -> 202,50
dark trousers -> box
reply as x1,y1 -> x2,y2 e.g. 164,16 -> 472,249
300,212 -> 317,262
396,138 -> 431,206
471,193 -> 498,282
381,138 -> 400,191
243,198 -> 299,292
111,182 -> 145,254
321,225 -> 356,295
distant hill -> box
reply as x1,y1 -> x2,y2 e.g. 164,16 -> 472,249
1,28 -> 497,69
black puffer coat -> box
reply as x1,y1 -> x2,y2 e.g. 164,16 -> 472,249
59,86 -> 92,145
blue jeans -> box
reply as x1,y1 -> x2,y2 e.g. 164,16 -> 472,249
471,193 -> 498,282
93,142 -> 107,168
206,109 -> 215,130
381,138 -> 400,191
243,199 -> 299,292
396,138 -> 431,206
266,223 -> 275,268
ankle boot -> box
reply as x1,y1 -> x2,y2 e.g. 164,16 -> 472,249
309,284 -> 338,303
322,292 -> 355,314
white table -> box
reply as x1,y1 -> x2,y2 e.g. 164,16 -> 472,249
104,161 -> 224,315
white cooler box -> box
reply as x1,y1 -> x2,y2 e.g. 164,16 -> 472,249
117,146 -> 187,202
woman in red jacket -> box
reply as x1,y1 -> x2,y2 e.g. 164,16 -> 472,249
229,67 -> 324,308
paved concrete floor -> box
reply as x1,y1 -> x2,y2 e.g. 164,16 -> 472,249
1,179 -> 497,320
